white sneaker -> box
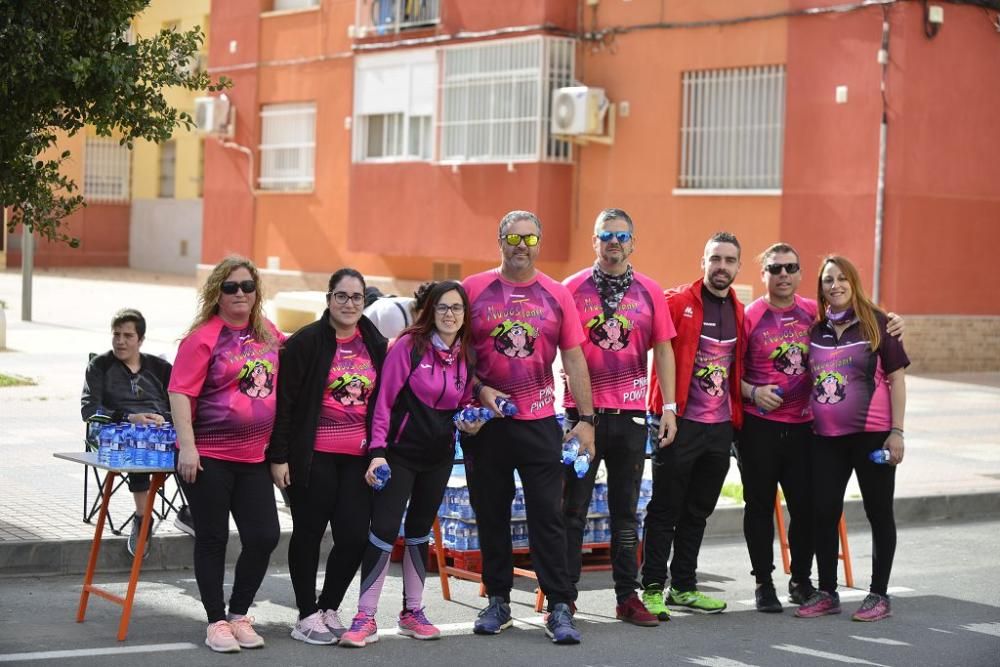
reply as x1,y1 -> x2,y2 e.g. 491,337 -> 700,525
322,608 -> 347,639
291,611 -> 337,645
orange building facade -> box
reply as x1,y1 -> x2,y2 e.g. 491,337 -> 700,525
202,0 -> 1000,369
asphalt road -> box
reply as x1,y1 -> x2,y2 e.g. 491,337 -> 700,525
1,519 -> 997,666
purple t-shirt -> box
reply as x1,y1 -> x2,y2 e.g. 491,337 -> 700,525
463,269 -> 585,419
808,313 -> 910,436
562,268 -> 675,410
315,332 -> 376,456
684,288 -> 737,424
742,295 -> 817,424
169,316 -> 283,463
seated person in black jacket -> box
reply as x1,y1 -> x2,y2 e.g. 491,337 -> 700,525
81,308 -> 192,556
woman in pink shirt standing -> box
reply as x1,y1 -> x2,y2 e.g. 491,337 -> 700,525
169,256 -> 284,653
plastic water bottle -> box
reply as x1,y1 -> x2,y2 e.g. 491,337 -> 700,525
495,396 -> 518,417
109,425 -> 126,467
133,425 -> 149,467
573,451 -> 591,479
118,422 -> 134,465
372,463 -> 392,491
98,425 -> 114,465
869,449 -> 891,464
561,435 -> 580,465
760,386 -> 785,414
646,414 -> 660,454
453,407 -> 481,423
555,413 -> 567,434
478,407 -> 494,421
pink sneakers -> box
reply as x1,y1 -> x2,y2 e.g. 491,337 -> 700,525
794,590 -> 842,618
205,620 -> 240,653
339,612 -> 378,648
398,607 -> 441,640
852,593 -> 892,622
228,615 -> 265,648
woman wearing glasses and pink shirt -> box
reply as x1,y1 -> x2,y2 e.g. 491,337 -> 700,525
267,268 -> 389,647
169,256 -> 284,653
337,281 -> 482,647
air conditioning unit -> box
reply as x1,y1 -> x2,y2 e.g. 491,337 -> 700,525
194,95 -> 233,137
551,86 -> 609,136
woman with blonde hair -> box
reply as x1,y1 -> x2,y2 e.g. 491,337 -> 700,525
169,255 -> 284,653
797,255 -> 908,623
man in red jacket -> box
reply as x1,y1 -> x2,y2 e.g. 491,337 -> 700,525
640,232 -> 745,618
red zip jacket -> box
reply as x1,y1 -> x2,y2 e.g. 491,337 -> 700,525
647,278 -> 746,429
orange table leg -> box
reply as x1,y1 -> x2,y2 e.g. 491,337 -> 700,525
774,492 -> 792,576
432,517 -> 452,601
77,472 -> 117,623
838,513 -> 854,589
115,472 -> 165,641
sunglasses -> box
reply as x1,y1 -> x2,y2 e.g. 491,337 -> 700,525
597,231 -> 633,243
220,280 -> 257,295
435,303 -> 466,315
500,233 -> 540,247
765,263 -> 801,275
330,291 -> 365,306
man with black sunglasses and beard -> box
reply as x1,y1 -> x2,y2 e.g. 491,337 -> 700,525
640,231 -> 746,618
739,243 -> 904,613
560,208 -> 678,627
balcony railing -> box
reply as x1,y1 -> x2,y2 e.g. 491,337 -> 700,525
353,0 -> 440,38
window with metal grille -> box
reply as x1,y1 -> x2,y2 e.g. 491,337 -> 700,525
158,140 -> 176,198
678,65 -> 785,191
439,36 -> 574,164
84,137 -> 131,202
259,102 -> 316,190
354,49 -> 435,162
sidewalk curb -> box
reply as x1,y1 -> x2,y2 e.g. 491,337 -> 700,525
2,492 -> 998,578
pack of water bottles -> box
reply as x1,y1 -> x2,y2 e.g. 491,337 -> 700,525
97,422 -> 177,469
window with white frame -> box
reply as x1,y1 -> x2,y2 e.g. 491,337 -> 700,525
84,137 -> 131,202
439,36 -> 574,164
259,102 -> 316,190
354,49 -> 435,162
158,140 -> 176,198
678,65 -> 786,191
272,0 -> 318,11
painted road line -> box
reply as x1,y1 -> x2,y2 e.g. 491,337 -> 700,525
961,622 -> 1000,638
0,643 -> 198,663
738,586 -> 914,607
377,610 -> 631,638
927,628 -> 954,634
850,635 -> 911,646
686,657 -> 762,666
773,644 -> 892,666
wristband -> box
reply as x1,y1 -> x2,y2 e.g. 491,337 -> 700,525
472,381 -> 484,399
750,386 -> 758,403
890,427 -> 904,437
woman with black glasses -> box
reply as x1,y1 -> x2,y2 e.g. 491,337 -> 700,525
268,268 -> 388,646
338,281 -> 480,647
169,256 -> 284,653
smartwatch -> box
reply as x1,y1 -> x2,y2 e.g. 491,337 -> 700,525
577,414 -> 597,426
662,403 -> 678,414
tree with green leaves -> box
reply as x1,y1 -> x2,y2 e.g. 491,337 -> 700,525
0,0 -> 229,246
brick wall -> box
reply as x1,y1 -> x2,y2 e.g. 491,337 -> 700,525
904,316 -> 1000,373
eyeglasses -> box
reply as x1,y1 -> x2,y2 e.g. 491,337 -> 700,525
765,263 -> 801,275
597,231 -> 633,243
330,291 -> 364,306
500,233 -> 540,247
435,303 -> 465,315
220,280 -> 257,295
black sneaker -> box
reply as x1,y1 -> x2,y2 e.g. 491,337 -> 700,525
173,505 -> 196,536
755,583 -> 783,613
788,579 -> 816,605
126,513 -> 153,559
473,596 -> 513,635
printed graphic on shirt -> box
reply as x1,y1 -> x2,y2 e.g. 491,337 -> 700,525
684,336 -> 736,423
316,335 -> 376,455
814,370 -> 847,404
490,319 -> 538,358
586,313 -> 632,352
237,359 -> 275,399
771,342 -> 809,376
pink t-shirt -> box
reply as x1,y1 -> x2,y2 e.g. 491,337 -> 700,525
463,269 -> 585,419
562,268 -> 676,410
169,316 -> 283,463
315,332 -> 377,455
742,295 -> 817,424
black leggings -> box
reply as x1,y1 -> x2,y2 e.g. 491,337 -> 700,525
357,452 -> 453,614
811,431 -> 896,596
286,451 -> 371,618
737,413 -> 814,585
180,456 -> 280,623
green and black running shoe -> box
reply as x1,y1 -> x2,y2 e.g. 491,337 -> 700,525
641,584 -> 671,621
667,587 -> 727,613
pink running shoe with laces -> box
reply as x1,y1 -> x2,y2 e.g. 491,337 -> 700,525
794,590 -> 842,618
339,612 -> 378,648
228,615 -> 265,648
205,620 -> 240,653
398,607 -> 441,640
852,593 -> 892,622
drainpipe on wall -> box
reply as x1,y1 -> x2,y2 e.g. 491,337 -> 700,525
872,9 -> 890,305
